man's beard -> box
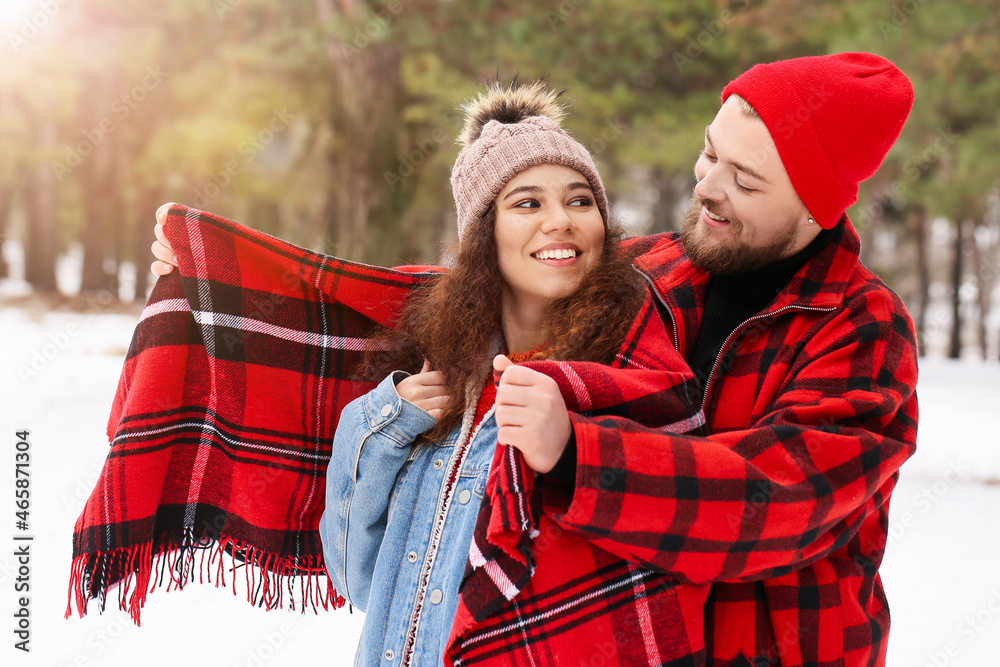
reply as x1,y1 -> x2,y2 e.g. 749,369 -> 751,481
679,194 -> 799,276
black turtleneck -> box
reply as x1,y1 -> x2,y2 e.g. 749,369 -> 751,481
690,226 -> 837,392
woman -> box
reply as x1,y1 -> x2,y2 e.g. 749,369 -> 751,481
153,81 -> 707,666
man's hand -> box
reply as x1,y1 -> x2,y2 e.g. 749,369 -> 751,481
493,354 -> 571,474
151,202 -> 179,276
396,360 -> 448,420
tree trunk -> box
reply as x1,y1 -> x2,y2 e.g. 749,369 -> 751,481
970,217 -> 998,360
132,185 -> 164,303
647,168 -> 688,234
323,45 -> 408,262
911,206 -> 930,356
316,0 -> 417,265
970,224 -> 987,360
249,195 -> 281,237
104,147 -> 124,299
24,124 -> 58,292
0,184 -> 11,278
858,210 -> 880,269
948,219 -> 966,359
78,73 -> 118,296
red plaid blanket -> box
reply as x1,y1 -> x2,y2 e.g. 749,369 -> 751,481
448,295 -> 709,665
67,205 -> 704,646
67,205 -> 440,623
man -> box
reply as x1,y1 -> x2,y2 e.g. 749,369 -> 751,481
498,52 -> 918,665
144,53 -> 915,664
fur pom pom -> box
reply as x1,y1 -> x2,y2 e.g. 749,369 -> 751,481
456,79 -> 566,147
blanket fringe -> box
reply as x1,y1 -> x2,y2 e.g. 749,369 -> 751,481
66,535 -> 346,625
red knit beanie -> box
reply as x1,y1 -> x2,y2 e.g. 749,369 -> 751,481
721,52 -> 914,229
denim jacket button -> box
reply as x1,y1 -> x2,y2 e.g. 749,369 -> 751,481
433,459 -> 444,470
384,649 -> 395,660
458,489 -> 472,504
429,589 -> 443,605
407,551 -> 417,563
380,404 -> 392,417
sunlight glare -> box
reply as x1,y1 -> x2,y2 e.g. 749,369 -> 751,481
0,0 -> 66,33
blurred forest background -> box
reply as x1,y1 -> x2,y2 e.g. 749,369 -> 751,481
1,0 -> 998,359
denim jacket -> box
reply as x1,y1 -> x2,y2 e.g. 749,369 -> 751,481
320,372 -> 496,667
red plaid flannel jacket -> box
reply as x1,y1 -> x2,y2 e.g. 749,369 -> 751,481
538,218 -> 918,666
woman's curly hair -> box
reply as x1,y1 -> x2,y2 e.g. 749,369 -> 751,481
361,210 -> 646,441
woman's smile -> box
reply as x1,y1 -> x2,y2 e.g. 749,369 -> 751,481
530,243 -> 582,264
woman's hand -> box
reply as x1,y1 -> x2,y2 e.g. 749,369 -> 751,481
396,360 -> 449,420
151,202 -> 179,276
493,354 -> 571,474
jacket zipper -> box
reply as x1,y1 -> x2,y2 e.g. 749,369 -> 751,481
632,266 -> 836,415
699,304 -> 837,414
633,266 -> 681,351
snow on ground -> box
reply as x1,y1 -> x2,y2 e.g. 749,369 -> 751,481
1,284 -> 998,667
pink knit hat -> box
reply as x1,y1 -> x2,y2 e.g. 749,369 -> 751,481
450,82 -> 608,241
722,52 -> 914,229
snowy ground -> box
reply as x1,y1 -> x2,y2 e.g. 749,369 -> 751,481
2,282 -> 998,667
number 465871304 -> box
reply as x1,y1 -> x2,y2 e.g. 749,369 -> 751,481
15,430 -> 30,529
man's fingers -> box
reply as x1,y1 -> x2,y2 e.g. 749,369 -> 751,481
151,239 -> 171,262
494,409 -> 526,429
496,425 -> 522,446
493,354 -> 513,374
151,260 -> 175,276
153,224 -> 178,269
154,221 -> 169,247
154,225 -> 176,261
154,203 -> 178,267
495,383 -> 531,408
420,359 -> 432,373
496,364 -> 549,387
155,202 -> 176,225
151,240 -> 178,274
